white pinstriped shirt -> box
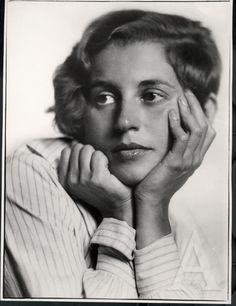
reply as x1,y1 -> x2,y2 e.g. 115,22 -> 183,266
4,138 -> 226,300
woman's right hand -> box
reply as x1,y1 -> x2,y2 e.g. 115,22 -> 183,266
58,142 -> 133,227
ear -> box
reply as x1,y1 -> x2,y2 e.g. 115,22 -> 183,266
203,93 -> 217,124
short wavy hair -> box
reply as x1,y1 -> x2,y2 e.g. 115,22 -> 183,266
52,9 -> 222,139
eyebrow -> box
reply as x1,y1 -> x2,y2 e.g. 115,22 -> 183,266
89,80 -> 120,92
139,79 -> 175,89
89,78 -> 175,91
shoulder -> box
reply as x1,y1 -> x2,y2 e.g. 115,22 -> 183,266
7,137 -> 72,168
6,138 -> 77,225
7,137 -> 73,181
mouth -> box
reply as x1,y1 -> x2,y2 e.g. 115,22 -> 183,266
112,142 -> 152,161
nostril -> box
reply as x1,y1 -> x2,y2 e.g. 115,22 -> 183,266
115,116 -> 139,133
115,101 -> 141,133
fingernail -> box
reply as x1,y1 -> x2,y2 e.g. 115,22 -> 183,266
178,96 -> 188,107
170,110 -> 179,121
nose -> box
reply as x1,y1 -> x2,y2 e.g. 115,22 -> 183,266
115,98 -> 141,133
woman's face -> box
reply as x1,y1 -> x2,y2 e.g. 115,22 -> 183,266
84,42 -> 184,186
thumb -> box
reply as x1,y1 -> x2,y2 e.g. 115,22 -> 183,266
58,148 -> 71,187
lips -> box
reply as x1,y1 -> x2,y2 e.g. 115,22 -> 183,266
112,142 -> 152,161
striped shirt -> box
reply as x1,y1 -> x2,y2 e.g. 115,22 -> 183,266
4,138 -> 226,300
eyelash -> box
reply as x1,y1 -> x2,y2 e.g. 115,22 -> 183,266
92,89 -> 167,107
93,92 -> 117,106
141,90 -> 166,104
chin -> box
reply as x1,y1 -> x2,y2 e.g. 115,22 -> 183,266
110,165 -> 150,187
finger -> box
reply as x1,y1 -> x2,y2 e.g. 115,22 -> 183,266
168,109 -> 189,157
185,90 -> 209,155
68,143 -> 83,185
199,126 -> 216,159
90,151 -> 112,187
59,148 -> 71,187
79,145 -> 95,182
191,126 -> 216,168
178,95 -> 203,157
90,150 -> 109,180
185,90 -> 208,127
71,140 -> 79,148
184,91 -> 213,164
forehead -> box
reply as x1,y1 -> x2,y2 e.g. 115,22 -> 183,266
90,42 -> 181,89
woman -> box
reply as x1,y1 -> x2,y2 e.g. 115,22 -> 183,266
4,9 -> 223,299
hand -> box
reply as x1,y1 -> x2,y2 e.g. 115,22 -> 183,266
135,90 -> 216,248
58,142 -> 133,227
135,90 -> 216,206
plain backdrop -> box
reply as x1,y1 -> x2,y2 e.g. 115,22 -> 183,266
5,0 -> 232,298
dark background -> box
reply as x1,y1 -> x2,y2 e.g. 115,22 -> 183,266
0,0 -> 234,305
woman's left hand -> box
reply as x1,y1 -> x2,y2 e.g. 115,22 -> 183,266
134,90 -> 216,248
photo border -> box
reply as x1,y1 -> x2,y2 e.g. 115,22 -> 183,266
0,0 -> 233,303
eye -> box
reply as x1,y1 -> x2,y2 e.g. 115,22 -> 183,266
94,93 -> 116,106
141,90 -> 165,104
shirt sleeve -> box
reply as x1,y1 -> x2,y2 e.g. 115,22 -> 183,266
4,150 -> 137,298
83,218 -> 137,298
134,234 -> 203,300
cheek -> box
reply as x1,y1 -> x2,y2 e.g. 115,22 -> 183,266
84,109 -> 112,148
149,107 -> 170,139
149,101 -> 178,151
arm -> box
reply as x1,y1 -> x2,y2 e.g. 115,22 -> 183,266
5,149 -> 137,298
83,218 -> 137,298
58,143 -> 137,298
134,91 -> 216,299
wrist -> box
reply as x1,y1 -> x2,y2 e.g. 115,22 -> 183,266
136,199 -> 171,249
103,200 -> 134,228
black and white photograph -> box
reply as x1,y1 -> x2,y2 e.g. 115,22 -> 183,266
2,0 -> 232,302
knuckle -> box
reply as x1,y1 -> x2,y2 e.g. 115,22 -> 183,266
61,147 -> 71,157
79,144 -> 87,153
97,150 -> 108,162
74,143 -> 82,150
188,169 -> 195,176
210,127 -> 216,138
84,144 -> 94,152
179,133 -> 189,143
91,150 -> 106,165
70,141 -> 78,149
202,122 -> 208,131
170,163 -> 182,172
71,142 -> 81,152
182,159 -> 193,171
93,150 -> 104,159
168,156 -> 183,172
80,146 -> 86,155
198,156 -> 204,166
193,127 -> 202,137
90,174 -> 101,186
79,174 -> 89,186
194,159 -> 202,169
67,172 -> 77,187
71,143 -> 82,156
191,156 -> 201,169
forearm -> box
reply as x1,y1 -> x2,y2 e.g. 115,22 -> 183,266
136,200 -> 171,249
134,201 -> 204,300
101,200 -> 134,228
135,233 -> 184,298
